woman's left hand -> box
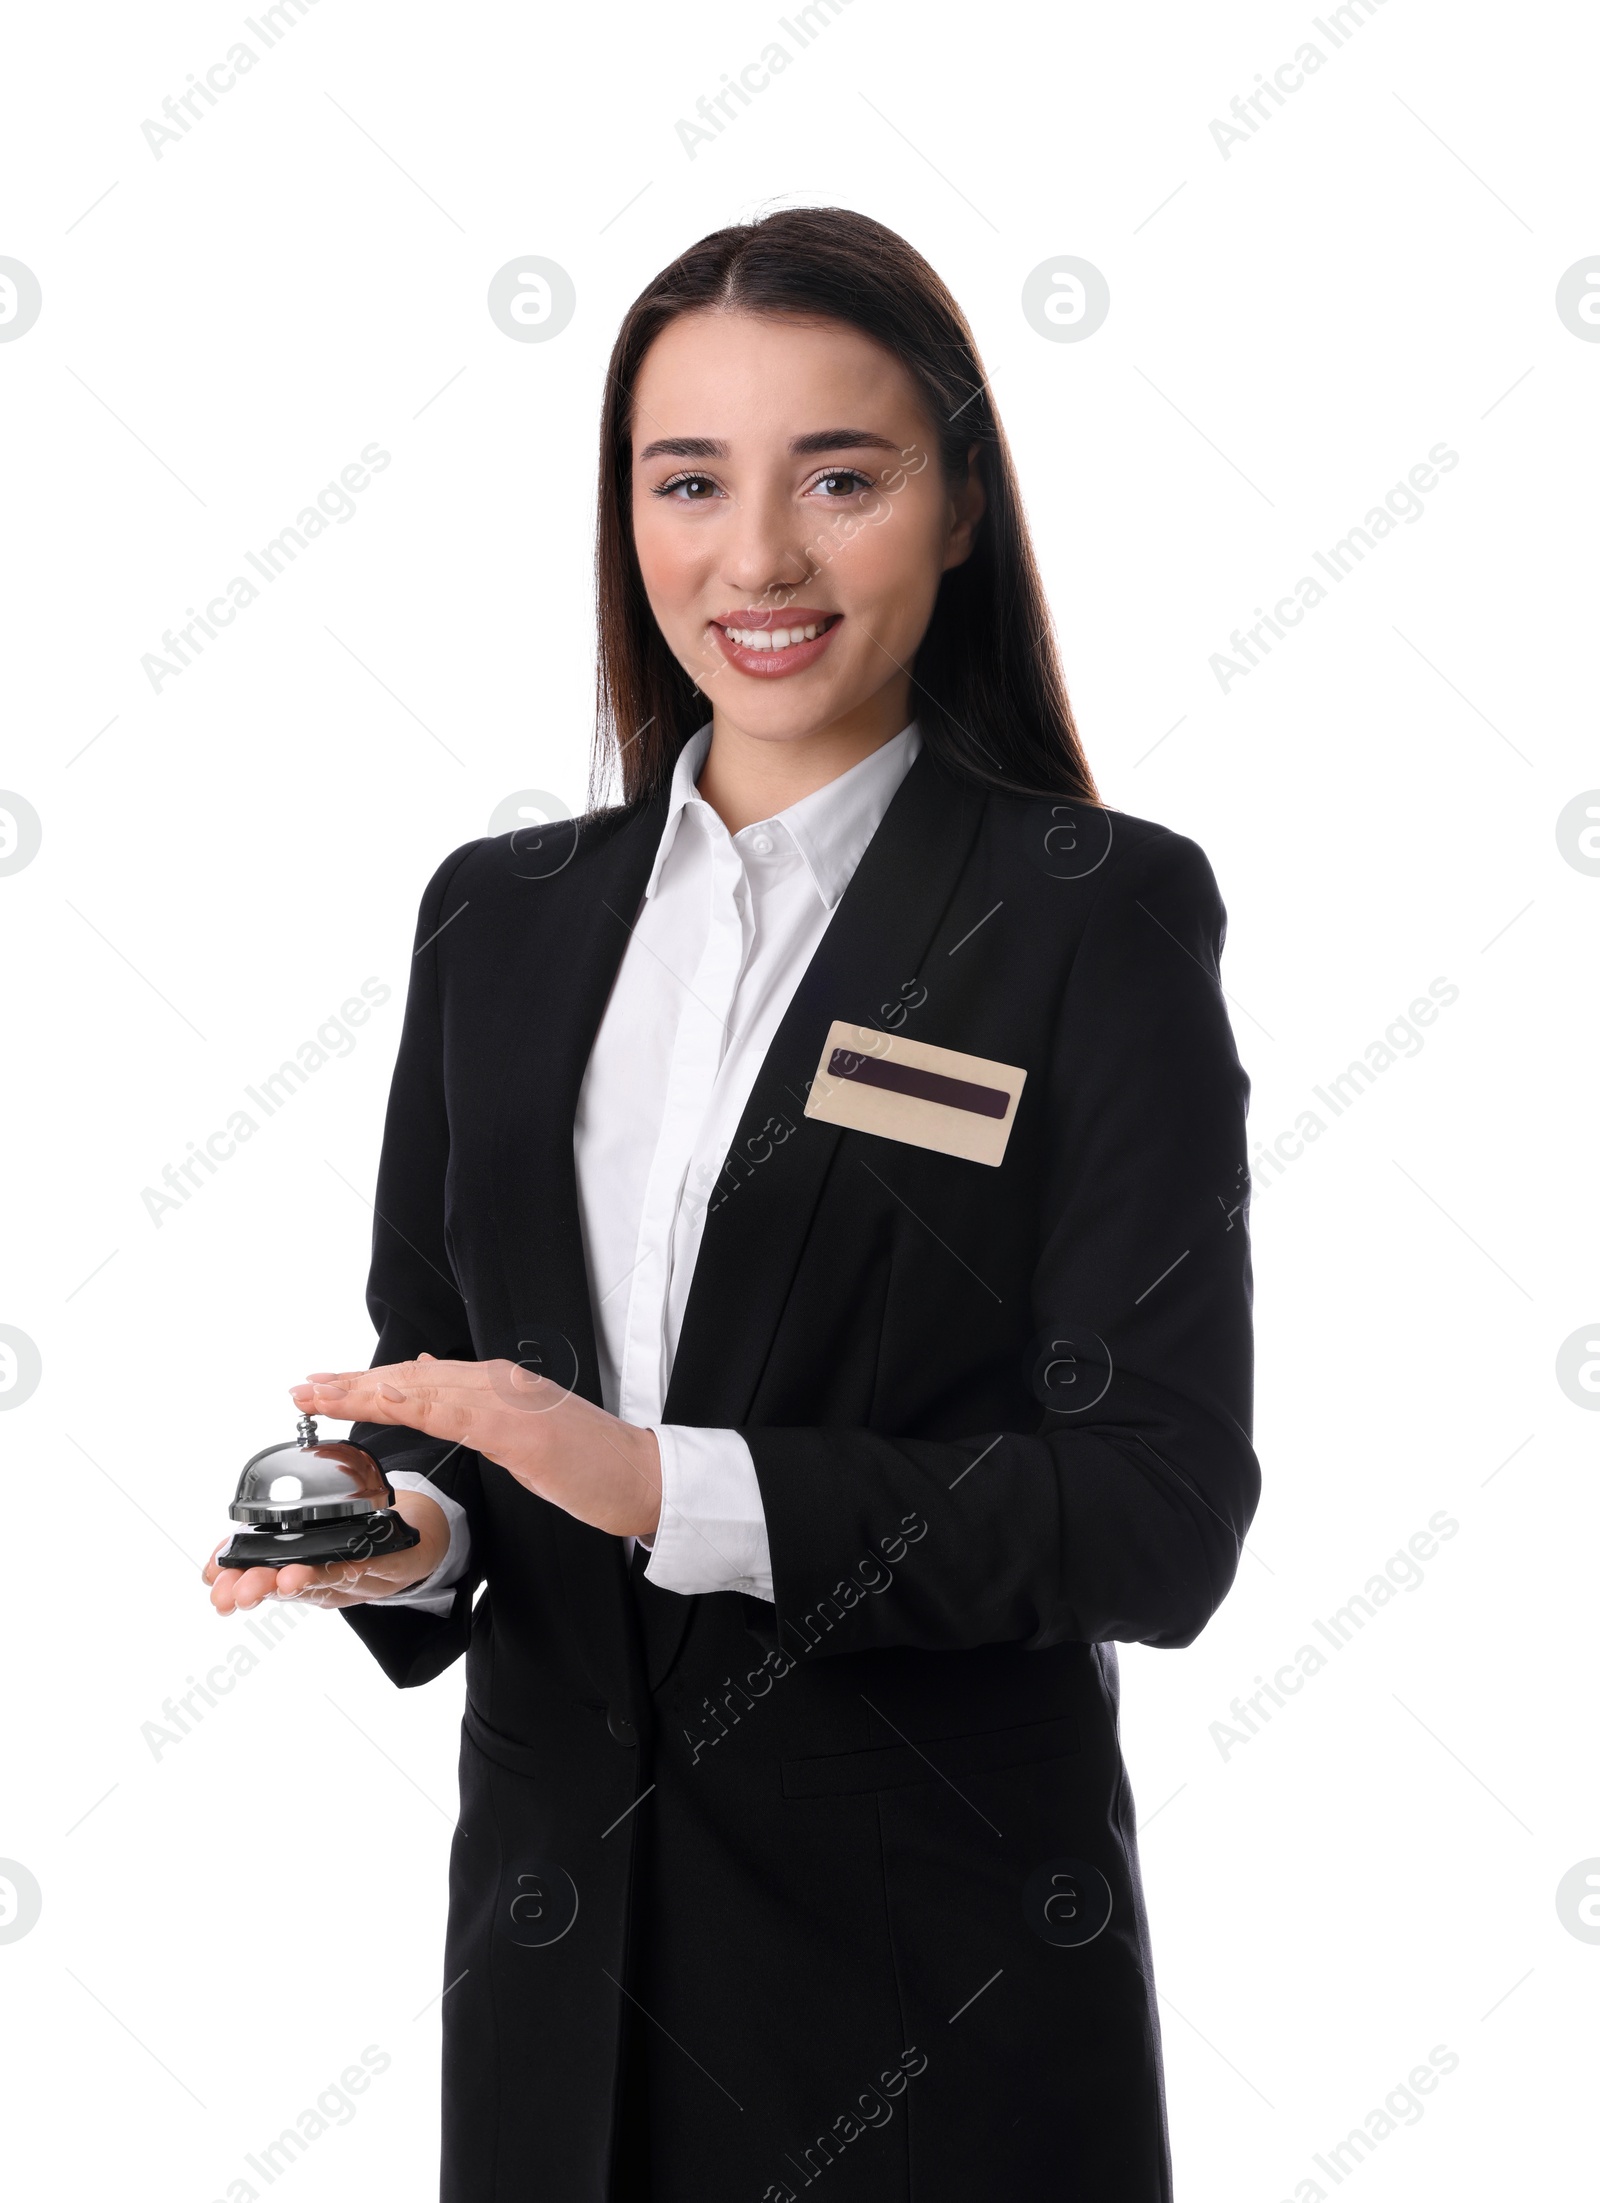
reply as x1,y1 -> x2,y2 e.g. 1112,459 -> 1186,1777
289,1353 -> 662,1539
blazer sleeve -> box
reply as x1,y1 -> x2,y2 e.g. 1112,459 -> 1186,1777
745,828 -> 1259,1655
342,840 -> 488,1689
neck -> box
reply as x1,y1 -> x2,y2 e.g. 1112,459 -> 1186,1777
694,685 -> 913,835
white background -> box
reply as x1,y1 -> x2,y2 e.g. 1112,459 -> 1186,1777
1,1 -> 1595,2196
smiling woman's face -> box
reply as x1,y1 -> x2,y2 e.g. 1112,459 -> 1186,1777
629,310 -> 983,754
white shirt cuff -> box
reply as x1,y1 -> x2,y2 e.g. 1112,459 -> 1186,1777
641,1425 -> 773,1601
364,1470 -> 470,1617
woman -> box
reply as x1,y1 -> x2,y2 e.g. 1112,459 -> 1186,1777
207,206 -> 1257,2202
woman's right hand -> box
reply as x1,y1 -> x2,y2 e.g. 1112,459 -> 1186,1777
203,1486 -> 451,1614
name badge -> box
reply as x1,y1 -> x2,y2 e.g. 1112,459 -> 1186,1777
803,1020 -> 1026,1168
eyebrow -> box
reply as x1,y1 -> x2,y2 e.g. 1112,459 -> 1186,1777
636,428 -> 901,461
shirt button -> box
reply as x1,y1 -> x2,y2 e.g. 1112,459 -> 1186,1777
607,1708 -> 638,1747
749,833 -> 773,855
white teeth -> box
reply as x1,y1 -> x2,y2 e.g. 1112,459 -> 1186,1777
723,620 -> 825,651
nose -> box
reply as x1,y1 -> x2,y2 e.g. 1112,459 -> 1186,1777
717,480 -> 815,605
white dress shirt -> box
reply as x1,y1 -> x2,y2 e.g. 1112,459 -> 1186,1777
377,719 -> 923,1616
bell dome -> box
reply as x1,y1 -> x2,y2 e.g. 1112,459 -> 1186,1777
229,1415 -> 390,1527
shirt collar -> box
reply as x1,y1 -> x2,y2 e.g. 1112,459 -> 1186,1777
641,723 -> 715,902
642,720 -> 922,912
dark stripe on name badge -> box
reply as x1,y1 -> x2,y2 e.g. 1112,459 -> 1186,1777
827,1049 -> 1010,1120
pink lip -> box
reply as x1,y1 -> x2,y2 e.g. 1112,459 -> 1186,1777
710,611 -> 842,679
710,606 -> 835,630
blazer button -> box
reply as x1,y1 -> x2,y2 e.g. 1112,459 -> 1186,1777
607,1708 -> 638,1746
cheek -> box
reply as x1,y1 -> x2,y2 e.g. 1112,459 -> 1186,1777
830,492 -> 947,626
630,499 -> 703,615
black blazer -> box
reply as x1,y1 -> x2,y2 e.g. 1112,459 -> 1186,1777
345,745 -> 1257,2203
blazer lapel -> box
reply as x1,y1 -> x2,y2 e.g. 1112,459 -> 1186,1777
636,749 -> 989,1686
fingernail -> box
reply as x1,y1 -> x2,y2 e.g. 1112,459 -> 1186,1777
378,1383 -> 406,1401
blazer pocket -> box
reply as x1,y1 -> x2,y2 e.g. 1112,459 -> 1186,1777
780,1714 -> 1080,1800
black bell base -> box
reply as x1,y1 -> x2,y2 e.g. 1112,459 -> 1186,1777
217,1511 -> 422,1571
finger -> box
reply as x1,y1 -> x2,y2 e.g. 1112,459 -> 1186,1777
292,1364 -> 476,1435
288,1364 -> 377,1406
290,1366 -> 425,1421
300,1361 -> 441,1383
233,1567 -> 287,1612
290,1375 -> 395,1421
297,1359 -> 444,1393
269,1562 -> 330,1600
291,1378 -> 352,1407
295,1356 -> 473,1402
208,1559 -> 247,1611
211,1562 -> 279,1613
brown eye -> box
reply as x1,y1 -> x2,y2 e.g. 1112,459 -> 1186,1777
814,469 -> 869,497
654,471 -> 721,501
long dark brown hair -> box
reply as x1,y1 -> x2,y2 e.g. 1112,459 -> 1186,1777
593,206 -> 1098,809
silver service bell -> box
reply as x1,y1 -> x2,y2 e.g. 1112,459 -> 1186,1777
216,1414 -> 421,1571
